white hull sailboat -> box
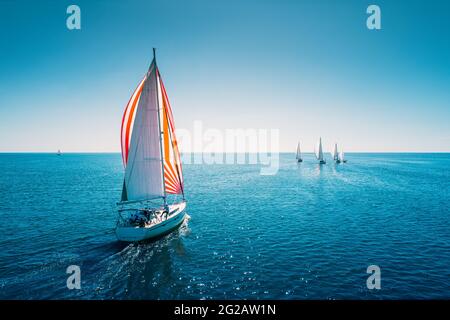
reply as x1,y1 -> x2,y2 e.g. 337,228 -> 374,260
332,143 -> 341,163
315,137 -> 326,164
116,202 -> 186,242
115,49 -> 186,242
296,141 -> 303,163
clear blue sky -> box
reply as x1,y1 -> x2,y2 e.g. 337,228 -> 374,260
0,0 -> 449,152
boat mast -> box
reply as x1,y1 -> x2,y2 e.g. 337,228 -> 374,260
153,48 -> 167,207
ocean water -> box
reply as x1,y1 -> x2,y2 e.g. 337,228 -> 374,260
0,153 -> 449,300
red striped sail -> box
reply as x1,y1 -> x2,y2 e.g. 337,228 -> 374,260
120,63 -> 183,200
158,70 -> 184,195
120,76 -> 146,166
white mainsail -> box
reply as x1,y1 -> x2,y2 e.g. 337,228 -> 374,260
296,142 -> 302,160
122,62 -> 163,201
120,58 -> 184,203
315,137 -> 324,161
332,143 -> 338,161
339,151 -> 345,162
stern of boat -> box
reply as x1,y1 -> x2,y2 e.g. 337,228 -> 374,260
115,201 -> 187,242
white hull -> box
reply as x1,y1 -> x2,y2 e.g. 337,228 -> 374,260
115,202 -> 187,242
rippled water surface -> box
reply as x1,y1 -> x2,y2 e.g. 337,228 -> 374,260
0,153 -> 449,299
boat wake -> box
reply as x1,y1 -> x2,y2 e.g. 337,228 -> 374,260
87,215 -> 191,299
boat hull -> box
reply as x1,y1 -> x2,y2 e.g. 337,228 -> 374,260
115,202 -> 187,242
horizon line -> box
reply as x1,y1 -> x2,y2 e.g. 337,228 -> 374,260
1,151 -> 449,154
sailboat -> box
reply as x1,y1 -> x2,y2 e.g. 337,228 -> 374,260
115,49 -> 187,242
315,137 -> 326,164
296,142 -> 303,163
57,149 -> 62,156
339,151 -> 347,163
331,143 -> 340,163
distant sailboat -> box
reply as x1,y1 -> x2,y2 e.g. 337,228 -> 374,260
115,49 -> 186,242
57,149 -> 62,156
296,142 -> 303,163
339,151 -> 347,163
331,143 -> 341,163
315,137 -> 326,164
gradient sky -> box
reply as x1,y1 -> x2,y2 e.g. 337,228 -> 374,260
0,0 -> 449,152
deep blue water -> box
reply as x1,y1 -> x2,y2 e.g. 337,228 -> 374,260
0,153 -> 449,299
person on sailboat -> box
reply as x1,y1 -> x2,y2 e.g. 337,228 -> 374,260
130,211 -> 145,226
142,209 -> 153,221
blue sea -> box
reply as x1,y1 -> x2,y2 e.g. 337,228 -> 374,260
0,153 -> 449,299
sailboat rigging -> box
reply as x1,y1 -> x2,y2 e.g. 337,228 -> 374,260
115,49 -> 187,242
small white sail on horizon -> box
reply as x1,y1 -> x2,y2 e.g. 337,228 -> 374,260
339,151 -> 347,163
296,141 -> 302,162
315,137 -> 326,164
332,143 -> 340,163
